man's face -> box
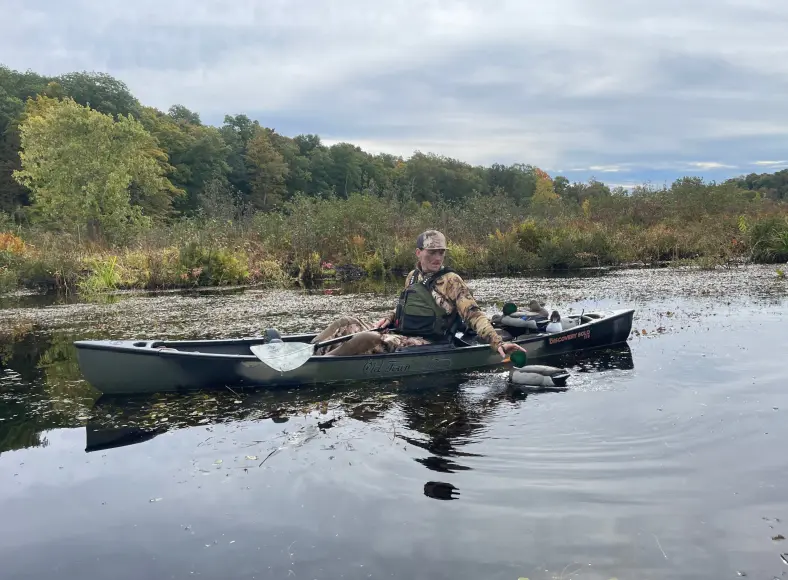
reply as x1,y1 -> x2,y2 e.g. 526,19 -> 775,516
416,248 -> 446,273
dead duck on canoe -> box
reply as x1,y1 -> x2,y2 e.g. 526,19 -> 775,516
507,350 -> 570,389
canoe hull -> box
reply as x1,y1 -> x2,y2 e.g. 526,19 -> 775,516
74,308 -> 634,396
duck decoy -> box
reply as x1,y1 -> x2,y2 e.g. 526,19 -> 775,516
545,310 -> 563,333
506,350 -> 570,389
499,300 -> 550,330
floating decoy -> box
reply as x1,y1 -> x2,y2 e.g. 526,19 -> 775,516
506,350 -> 570,389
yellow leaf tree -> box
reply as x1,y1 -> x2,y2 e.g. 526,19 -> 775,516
13,96 -> 180,242
531,168 -> 559,203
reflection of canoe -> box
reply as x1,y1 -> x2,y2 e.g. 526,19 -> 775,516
73,308 -> 635,396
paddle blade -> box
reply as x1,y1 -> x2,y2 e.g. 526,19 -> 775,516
249,342 -> 315,372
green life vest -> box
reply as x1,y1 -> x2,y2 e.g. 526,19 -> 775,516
393,267 -> 460,339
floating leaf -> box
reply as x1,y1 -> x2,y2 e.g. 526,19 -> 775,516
214,459 -> 222,464
245,455 -> 258,461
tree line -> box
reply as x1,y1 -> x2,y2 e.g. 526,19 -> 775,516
3,64 -> 786,238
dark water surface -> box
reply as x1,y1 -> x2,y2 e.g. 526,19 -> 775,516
1,266 -> 787,580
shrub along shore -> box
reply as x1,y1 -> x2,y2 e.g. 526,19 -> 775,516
2,185 -> 788,296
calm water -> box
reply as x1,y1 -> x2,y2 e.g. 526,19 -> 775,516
1,266 -> 787,580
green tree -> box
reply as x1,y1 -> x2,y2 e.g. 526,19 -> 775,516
0,66 -> 54,215
553,175 -> 569,197
0,127 -> 28,214
485,163 -> 537,203
56,71 -> 141,119
140,106 -> 230,213
168,104 -> 201,125
328,142 -> 364,197
246,126 -> 289,210
267,131 -> 312,195
727,168 -> 788,201
13,96 -> 179,241
220,114 -> 260,196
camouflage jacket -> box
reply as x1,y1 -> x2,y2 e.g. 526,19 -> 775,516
385,267 -> 504,351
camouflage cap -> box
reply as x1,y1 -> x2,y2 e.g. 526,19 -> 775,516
416,229 -> 447,250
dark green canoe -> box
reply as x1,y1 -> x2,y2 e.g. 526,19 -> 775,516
74,308 -> 635,396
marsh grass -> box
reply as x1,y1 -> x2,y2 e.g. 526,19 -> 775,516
3,186 -> 788,295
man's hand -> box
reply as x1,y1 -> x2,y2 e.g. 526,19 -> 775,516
497,341 -> 527,359
372,317 -> 391,330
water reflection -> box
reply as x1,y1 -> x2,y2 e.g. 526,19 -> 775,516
4,267 -> 788,580
423,481 -> 460,500
81,344 -> 636,510
1,298 -> 635,472
0,327 -> 99,455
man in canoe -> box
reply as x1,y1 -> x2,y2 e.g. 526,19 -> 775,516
311,229 -> 528,360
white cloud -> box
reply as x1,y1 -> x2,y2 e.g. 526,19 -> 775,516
687,162 -> 737,170
588,165 -> 624,173
1,0 -> 788,180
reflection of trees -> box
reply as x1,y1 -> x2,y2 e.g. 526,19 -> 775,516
0,322 -> 49,381
0,327 -> 98,455
38,331 -> 100,416
1,326 -> 50,454
0,415 -> 48,453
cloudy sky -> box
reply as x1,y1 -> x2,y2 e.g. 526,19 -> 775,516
3,0 -> 787,186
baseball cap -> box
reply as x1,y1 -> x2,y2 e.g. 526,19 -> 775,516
416,229 -> 447,250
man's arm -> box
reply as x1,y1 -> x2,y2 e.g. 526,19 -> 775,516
438,274 -> 503,351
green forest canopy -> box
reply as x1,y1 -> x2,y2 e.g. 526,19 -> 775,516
2,64 -> 787,222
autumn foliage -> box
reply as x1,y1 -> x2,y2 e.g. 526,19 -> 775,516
0,232 -> 24,254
